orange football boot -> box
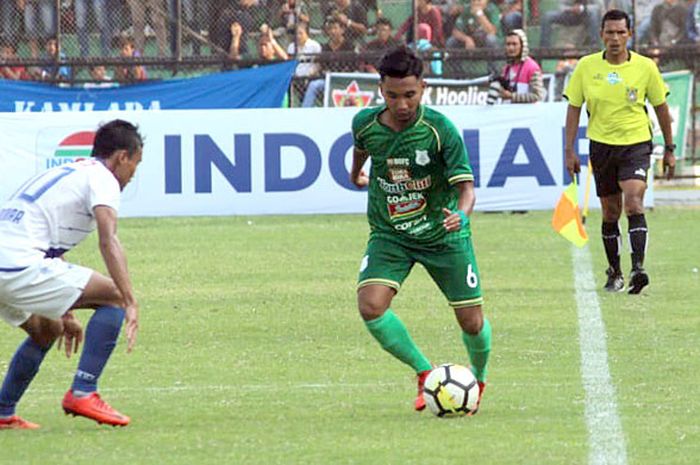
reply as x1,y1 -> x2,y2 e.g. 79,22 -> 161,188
62,391 -> 130,427
414,369 -> 431,411
0,415 -> 40,430
468,381 -> 486,416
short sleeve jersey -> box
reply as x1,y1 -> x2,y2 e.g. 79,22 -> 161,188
564,51 -> 668,145
352,105 -> 474,246
0,159 -> 121,269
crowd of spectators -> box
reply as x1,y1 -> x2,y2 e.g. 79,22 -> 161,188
0,0 -> 697,87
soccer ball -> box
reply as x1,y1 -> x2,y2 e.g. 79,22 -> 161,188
422,363 -> 479,417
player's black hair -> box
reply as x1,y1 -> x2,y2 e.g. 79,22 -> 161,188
601,9 -> 631,31
92,119 -> 143,159
378,46 -> 423,81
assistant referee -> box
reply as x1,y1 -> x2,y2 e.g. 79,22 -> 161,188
563,9 -> 675,295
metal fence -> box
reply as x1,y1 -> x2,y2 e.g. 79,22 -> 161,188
0,0 -> 698,163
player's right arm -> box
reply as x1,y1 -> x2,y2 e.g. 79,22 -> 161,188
564,105 -> 582,177
94,205 -> 139,352
562,57 -> 585,177
350,147 -> 369,188
351,109 -> 375,188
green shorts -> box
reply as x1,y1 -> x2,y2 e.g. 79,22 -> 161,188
357,234 -> 483,308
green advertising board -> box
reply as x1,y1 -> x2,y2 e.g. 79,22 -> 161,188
650,70 -> 694,159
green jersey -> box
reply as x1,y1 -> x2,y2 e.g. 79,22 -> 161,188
352,105 -> 474,245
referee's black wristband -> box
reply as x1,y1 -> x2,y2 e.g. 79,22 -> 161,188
664,143 -> 676,152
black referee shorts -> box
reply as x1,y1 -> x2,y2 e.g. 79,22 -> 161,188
589,140 -> 653,197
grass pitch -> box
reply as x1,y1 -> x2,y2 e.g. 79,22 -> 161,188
1,208 -> 698,465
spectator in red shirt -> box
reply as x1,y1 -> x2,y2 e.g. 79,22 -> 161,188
0,41 -> 29,80
395,0 -> 445,47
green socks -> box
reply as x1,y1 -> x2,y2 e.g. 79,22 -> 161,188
365,310 -> 432,373
365,310 -> 491,380
461,318 -> 492,383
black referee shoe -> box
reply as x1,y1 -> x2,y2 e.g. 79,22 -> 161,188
604,267 -> 625,293
628,268 -> 649,295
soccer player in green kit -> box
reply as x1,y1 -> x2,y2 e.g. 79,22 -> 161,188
350,46 -> 491,413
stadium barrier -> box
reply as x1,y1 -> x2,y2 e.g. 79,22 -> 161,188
0,103 -> 656,217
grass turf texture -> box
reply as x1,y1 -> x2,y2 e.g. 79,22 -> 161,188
0,208 -> 698,464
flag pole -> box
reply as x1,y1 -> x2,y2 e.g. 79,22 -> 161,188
582,158 -> 593,225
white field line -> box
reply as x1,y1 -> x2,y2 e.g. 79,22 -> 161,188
572,246 -> 628,465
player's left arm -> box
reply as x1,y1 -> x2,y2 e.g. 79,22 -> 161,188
652,102 -> 675,180
647,61 -> 675,180
441,119 -> 475,232
95,205 -> 139,352
442,181 -> 475,232
350,147 -> 370,188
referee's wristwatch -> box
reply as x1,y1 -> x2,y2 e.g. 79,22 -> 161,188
664,143 -> 677,152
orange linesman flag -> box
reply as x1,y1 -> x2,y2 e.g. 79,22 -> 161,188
552,182 -> 589,248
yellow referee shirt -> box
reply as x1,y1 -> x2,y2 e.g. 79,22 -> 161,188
564,50 -> 668,146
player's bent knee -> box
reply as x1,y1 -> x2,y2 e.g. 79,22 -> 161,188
74,272 -> 124,309
624,198 -> 644,216
21,315 -> 63,348
357,299 -> 387,321
454,305 -> 483,335
357,287 -> 393,321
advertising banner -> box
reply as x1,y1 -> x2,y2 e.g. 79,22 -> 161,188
324,72 -> 556,107
0,60 -> 297,112
0,103 -> 652,218
648,70 -> 693,158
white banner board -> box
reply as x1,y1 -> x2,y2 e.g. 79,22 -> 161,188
0,104 -> 652,217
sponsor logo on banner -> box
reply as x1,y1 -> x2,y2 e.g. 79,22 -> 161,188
332,81 -> 374,107
54,131 -> 95,158
325,72 -> 556,107
38,130 -> 95,169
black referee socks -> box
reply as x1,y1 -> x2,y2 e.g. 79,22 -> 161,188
627,214 -> 648,271
602,221 -> 622,273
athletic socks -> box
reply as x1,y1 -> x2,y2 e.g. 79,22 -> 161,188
71,306 -> 125,394
0,338 -> 51,417
462,318 -> 492,383
628,214 -> 648,270
602,221 -> 622,273
364,309 -> 432,374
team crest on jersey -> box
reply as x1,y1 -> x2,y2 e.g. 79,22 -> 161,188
415,150 -> 430,166
626,87 -> 638,103
607,72 -> 622,85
